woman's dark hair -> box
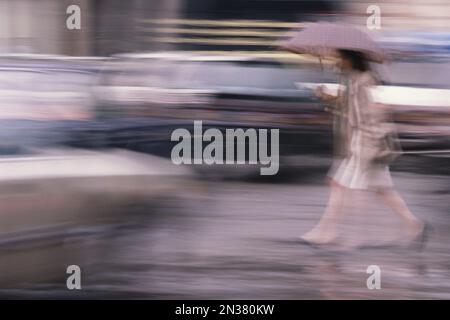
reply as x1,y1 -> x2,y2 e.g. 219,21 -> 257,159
339,49 -> 370,72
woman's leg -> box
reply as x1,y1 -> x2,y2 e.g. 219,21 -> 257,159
375,187 -> 424,236
302,179 -> 347,243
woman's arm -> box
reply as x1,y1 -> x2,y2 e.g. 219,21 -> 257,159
315,85 -> 344,105
356,73 -> 393,138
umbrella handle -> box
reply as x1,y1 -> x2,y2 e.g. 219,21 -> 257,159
318,56 -> 324,73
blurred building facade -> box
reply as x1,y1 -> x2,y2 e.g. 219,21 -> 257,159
0,0 -> 91,55
0,0 -> 337,56
0,0 -> 448,57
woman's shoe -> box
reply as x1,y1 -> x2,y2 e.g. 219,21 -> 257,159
410,222 -> 433,251
297,237 -> 320,248
297,235 -> 337,248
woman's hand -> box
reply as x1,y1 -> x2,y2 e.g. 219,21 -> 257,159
315,85 -> 338,103
314,85 -> 327,100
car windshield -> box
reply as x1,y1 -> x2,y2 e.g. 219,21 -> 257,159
173,61 -> 323,91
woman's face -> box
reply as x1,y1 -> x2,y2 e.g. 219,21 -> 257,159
338,54 -> 353,71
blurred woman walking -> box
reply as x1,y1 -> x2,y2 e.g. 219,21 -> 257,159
282,23 -> 430,248
300,49 -> 427,247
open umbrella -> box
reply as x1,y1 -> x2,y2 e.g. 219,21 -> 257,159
281,22 -> 385,63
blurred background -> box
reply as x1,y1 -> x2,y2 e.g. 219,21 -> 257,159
0,0 -> 449,299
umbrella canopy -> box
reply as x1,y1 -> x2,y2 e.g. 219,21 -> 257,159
281,22 -> 385,63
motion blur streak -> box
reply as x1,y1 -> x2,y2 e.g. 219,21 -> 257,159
0,0 -> 449,299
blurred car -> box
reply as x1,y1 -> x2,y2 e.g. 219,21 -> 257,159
89,52 -> 450,178
90,53 -> 338,177
380,32 -> 450,61
0,54 -> 105,120
1,53 -> 448,180
0,147 -> 197,287
0,54 -> 104,154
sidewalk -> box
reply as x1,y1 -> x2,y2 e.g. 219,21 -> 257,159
88,171 -> 450,299
1,171 -> 448,299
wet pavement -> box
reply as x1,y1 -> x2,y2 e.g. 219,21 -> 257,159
1,167 -> 449,299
